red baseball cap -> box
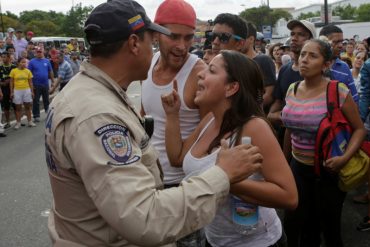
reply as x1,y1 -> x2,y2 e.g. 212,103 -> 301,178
27,31 -> 34,36
154,0 -> 196,29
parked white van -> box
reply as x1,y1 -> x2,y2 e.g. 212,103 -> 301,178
31,37 -> 86,49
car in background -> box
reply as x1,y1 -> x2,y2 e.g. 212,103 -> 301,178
31,37 -> 86,50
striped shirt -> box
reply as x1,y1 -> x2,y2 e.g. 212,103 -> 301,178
58,60 -> 73,85
282,82 -> 349,165
331,58 -> 359,104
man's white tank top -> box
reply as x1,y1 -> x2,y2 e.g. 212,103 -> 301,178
141,52 -> 200,185
183,118 -> 282,247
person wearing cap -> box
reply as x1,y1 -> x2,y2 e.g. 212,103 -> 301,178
26,31 -> 34,42
255,32 -> 266,54
6,27 -> 16,42
319,25 -> 359,104
28,46 -> 55,122
209,13 -> 247,54
141,1 -> 208,244
45,0 -> 263,246
13,30 -> 28,60
267,20 -> 315,145
243,22 -> 276,112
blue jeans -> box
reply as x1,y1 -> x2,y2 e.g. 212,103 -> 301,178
32,84 -> 49,118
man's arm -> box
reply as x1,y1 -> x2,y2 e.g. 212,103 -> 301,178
47,61 -> 56,85
50,77 -> 61,94
63,115 -> 261,246
257,55 -> 276,108
359,60 -> 370,120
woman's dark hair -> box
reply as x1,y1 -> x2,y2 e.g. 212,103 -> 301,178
207,50 -> 265,153
268,42 -> 283,61
307,39 -> 332,62
17,57 -> 27,64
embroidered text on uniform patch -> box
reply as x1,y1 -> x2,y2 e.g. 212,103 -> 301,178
95,124 -> 134,163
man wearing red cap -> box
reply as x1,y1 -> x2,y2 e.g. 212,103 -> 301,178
141,0 -> 208,245
26,31 -> 34,42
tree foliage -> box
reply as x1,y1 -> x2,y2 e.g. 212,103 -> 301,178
239,5 -> 292,31
0,16 -> 20,33
298,11 -> 320,20
60,3 -> 93,37
26,20 -> 59,36
356,4 -> 370,22
4,11 -> 18,20
0,4 -> 92,37
333,4 -> 356,20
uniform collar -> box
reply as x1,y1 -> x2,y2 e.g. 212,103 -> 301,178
80,61 -> 142,122
80,61 -> 129,101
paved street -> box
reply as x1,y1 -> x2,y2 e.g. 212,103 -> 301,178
0,83 -> 369,246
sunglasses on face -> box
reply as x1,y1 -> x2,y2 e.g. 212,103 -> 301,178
206,32 -> 244,44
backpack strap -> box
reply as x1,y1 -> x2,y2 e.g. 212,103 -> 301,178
326,80 -> 340,118
314,80 -> 339,176
293,81 -> 301,95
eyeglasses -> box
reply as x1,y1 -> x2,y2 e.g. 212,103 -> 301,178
206,31 -> 244,44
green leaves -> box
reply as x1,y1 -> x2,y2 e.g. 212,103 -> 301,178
239,6 -> 292,31
1,3 -> 93,37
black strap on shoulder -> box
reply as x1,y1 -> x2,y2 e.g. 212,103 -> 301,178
326,80 -> 340,118
293,81 -> 301,96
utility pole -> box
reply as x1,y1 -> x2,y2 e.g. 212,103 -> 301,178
0,0 -> 5,36
324,0 -> 329,25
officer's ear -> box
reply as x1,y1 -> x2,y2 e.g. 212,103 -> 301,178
127,33 -> 141,56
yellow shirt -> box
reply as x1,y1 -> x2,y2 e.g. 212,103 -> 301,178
10,68 -> 33,90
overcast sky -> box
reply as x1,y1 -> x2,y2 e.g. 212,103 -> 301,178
2,0 -> 337,20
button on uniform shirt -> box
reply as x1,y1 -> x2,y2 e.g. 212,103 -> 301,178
45,61 -> 230,247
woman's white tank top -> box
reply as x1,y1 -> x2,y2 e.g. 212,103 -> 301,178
183,118 -> 282,247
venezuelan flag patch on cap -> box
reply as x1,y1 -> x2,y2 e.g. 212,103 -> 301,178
128,14 -> 145,31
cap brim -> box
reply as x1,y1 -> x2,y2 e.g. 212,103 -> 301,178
147,23 -> 171,36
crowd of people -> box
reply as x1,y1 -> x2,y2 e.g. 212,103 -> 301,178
1,0 -> 369,246
0,28 -> 85,136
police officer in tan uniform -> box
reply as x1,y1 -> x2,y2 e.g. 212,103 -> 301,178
45,0 -> 263,246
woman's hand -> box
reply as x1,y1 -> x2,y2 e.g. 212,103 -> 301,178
161,79 -> 181,115
324,156 -> 347,173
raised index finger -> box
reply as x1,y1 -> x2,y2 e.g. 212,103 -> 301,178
173,79 -> 178,92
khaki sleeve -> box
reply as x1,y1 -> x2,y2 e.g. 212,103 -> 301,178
68,115 -> 230,246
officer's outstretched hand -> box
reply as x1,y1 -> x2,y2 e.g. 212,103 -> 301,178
216,139 -> 262,184
161,79 -> 181,115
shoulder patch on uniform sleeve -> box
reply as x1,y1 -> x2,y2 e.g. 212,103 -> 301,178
95,124 -> 139,164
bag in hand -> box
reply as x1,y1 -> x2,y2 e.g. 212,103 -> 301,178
314,81 -> 369,192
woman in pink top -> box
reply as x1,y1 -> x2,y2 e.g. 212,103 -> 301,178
282,39 -> 366,247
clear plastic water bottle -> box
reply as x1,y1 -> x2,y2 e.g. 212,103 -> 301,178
231,136 -> 261,235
